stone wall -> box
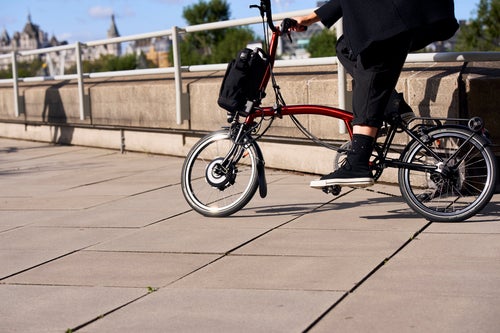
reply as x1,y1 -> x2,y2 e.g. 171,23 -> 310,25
0,61 -> 499,181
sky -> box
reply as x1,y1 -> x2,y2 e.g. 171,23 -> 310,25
0,0 -> 481,44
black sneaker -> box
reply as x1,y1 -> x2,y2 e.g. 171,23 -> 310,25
310,164 -> 374,188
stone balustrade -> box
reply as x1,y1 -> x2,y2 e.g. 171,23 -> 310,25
0,61 -> 498,183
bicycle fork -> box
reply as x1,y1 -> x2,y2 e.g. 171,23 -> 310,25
220,123 -> 268,198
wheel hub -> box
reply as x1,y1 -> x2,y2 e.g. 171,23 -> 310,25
205,158 -> 236,190
430,160 -> 464,189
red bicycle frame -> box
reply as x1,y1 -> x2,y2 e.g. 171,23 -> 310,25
244,13 -> 354,138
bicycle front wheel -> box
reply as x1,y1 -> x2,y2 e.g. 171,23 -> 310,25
181,130 -> 260,217
399,127 -> 497,222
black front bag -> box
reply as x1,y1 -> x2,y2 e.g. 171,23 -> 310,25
217,48 -> 269,115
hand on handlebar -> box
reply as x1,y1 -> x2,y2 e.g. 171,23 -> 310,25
282,18 -> 307,33
280,18 -> 306,42
288,18 -> 308,32
291,12 -> 321,31
292,24 -> 308,32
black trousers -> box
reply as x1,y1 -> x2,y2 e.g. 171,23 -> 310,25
336,32 -> 413,128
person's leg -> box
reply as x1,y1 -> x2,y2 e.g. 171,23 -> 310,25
337,35 -> 414,129
310,131 -> 375,188
325,37 -> 379,185
311,32 -> 412,188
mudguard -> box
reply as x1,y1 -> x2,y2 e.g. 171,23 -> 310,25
252,141 -> 267,198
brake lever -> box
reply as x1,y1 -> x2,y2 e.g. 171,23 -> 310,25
249,4 -> 265,19
282,18 -> 307,42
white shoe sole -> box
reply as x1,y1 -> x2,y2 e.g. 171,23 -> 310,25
310,177 -> 374,189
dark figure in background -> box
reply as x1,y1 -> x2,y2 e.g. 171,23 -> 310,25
42,81 -> 74,145
292,0 -> 459,188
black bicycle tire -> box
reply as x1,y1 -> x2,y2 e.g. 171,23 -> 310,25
398,127 -> 497,222
181,130 -> 260,217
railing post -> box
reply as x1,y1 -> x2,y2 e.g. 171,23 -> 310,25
11,51 -> 21,117
335,19 -> 348,134
172,26 -> 190,125
75,42 -> 87,120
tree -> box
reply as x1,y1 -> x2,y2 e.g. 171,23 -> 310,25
67,54 -> 142,74
212,27 -> 256,63
0,68 -> 10,79
307,29 -> 337,58
455,0 -> 500,51
0,58 -> 46,78
177,0 -> 257,65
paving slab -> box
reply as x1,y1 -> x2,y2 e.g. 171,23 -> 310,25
232,172 -> 335,218
0,249 -> 69,279
0,210 -> 70,229
309,291 -> 500,333
79,288 -> 342,333
0,284 -> 145,333
429,220 -> 500,233
307,218 -> 500,333
401,231 -> 500,259
4,251 -> 220,288
232,228 -> 418,258
0,225 -> 132,251
0,194 -> 126,210
29,206 -> 168,228
0,137 -> 499,332
100,185 -> 191,215
171,254 -> 380,292
89,217 -> 272,254
285,188 -> 426,232
0,142 -> 82,165
167,209 -> 302,230
31,186 -> 191,228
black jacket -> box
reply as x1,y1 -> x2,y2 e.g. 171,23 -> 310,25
315,0 -> 459,54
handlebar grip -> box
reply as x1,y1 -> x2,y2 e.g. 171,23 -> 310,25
282,18 -> 308,32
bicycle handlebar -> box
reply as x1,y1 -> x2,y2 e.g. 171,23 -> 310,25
250,0 -> 277,32
251,0 -> 306,34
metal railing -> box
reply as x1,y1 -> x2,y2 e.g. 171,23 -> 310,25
1,7 -> 500,126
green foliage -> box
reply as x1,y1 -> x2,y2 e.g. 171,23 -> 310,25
307,29 -> 337,58
183,0 -> 231,25
18,58 -> 46,77
147,286 -> 158,293
455,0 -> 500,51
103,54 -> 137,71
65,53 -> 144,74
211,28 -> 256,63
82,54 -> 139,73
0,58 -> 48,78
183,0 -> 230,60
176,0 -> 258,65
1,53 -> 149,78
0,67 -> 12,79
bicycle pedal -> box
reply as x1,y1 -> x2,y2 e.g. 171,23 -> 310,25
322,185 -> 341,196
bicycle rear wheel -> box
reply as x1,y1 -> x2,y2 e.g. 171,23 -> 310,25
181,130 -> 260,217
399,127 -> 497,222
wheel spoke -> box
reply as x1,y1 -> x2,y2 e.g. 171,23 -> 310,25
399,128 -> 496,222
181,130 -> 260,217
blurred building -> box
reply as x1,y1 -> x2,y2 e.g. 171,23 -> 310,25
0,14 -> 67,68
0,14 -> 66,53
127,37 -> 172,68
278,1 -> 334,59
0,14 -> 124,73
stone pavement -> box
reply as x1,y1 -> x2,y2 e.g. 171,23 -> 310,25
0,137 -> 499,333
